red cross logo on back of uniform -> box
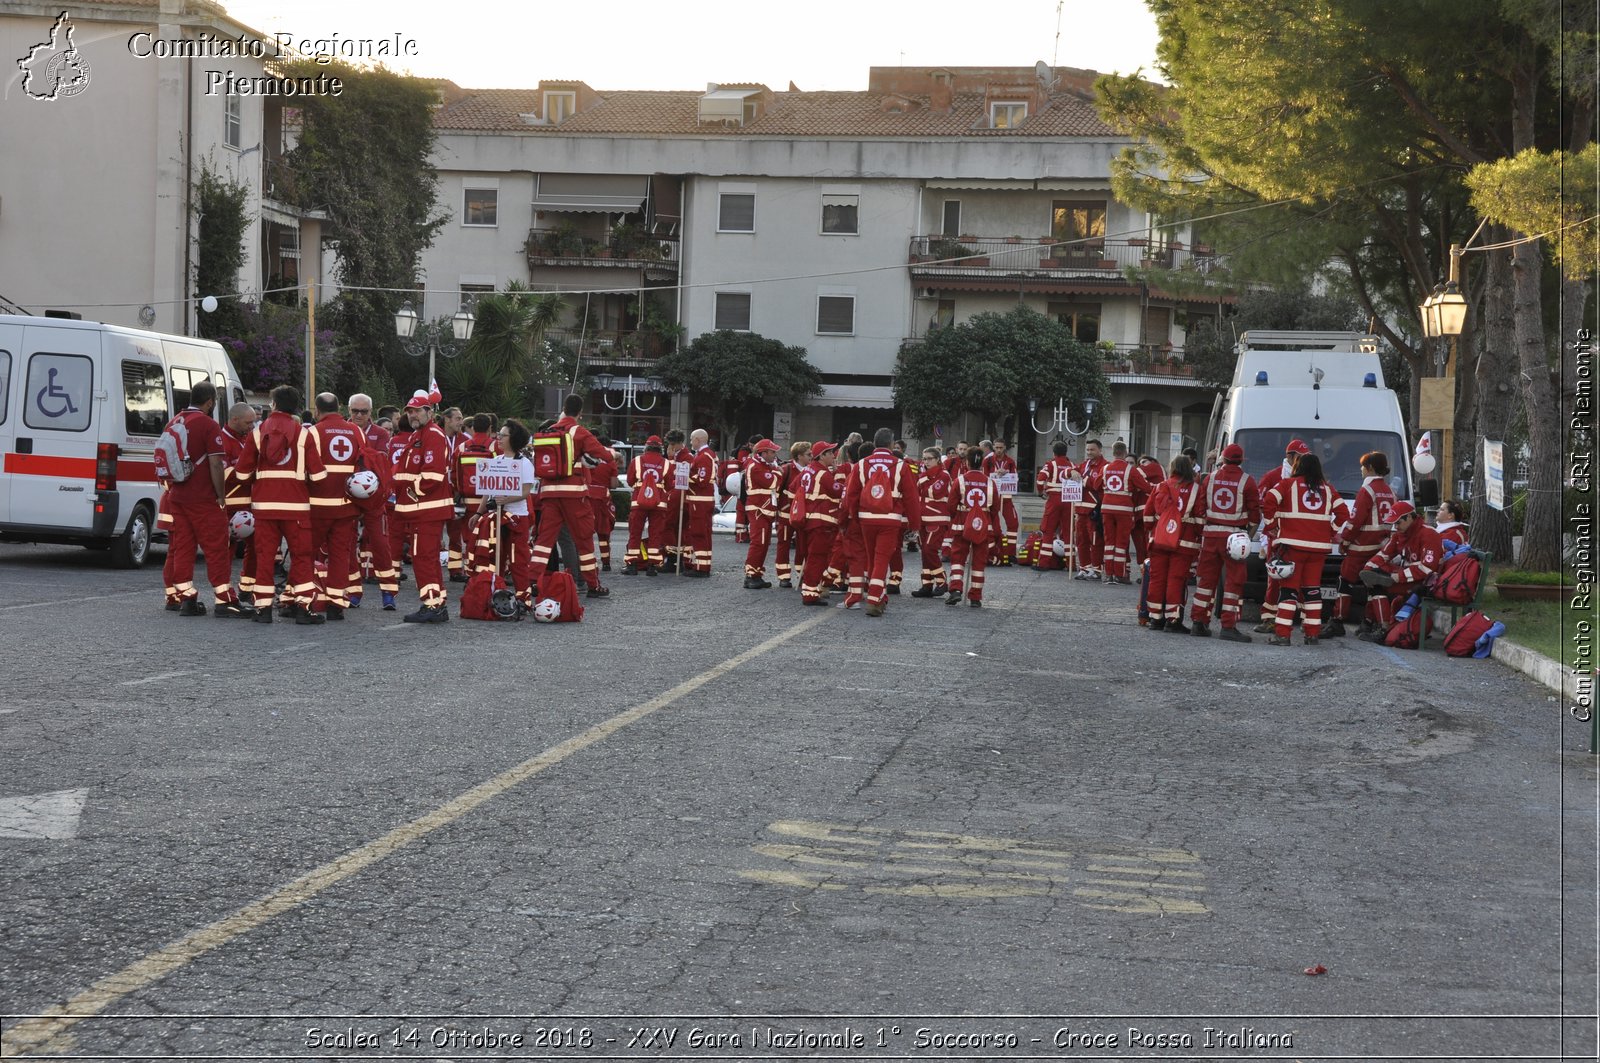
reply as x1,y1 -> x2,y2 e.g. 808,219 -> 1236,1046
1107,473 -> 1125,492
1211,484 -> 1236,512
1302,489 -> 1324,511
328,434 -> 355,464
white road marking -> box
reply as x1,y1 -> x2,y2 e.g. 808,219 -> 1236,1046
0,789 -> 87,840
118,671 -> 191,687
0,590 -> 148,613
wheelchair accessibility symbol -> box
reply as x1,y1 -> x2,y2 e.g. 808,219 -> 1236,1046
36,368 -> 79,418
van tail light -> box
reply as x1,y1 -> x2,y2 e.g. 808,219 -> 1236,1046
95,443 -> 119,492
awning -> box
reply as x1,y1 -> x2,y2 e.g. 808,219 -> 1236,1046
806,384 -> 896,409
925,179 -> 1109,191
534,173 -> 648,212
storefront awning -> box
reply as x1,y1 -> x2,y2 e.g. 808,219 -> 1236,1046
807,384 -> 896,409
534,173 -> 648,212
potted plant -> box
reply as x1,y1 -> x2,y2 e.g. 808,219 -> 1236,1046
1006,234 -> 1022,244
1493,569 -> 1569,601
1040,257 -> 1064,268
929,238 -> 976,261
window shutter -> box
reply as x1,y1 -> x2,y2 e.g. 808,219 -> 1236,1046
817,296 -> 854,335
719,194 -> 755,232
715,293 -> 751,331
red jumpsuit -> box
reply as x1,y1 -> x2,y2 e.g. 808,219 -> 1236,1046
916,463 -> 953,591
393,421 -> 455,610
529,416 -> 611,589
843,448 -> 922,610
234,412 -> 327,611
163,407 -> 236,608
1131,456 -> 1165,563
1261,477 -> 1344,640
981,451 -> 1020,564
1073,454 -> 1107,573
444,430 -> 469,578
1143,476 -> 1203,625
774,461 -> 807,585
587,449 -> 619,569
1364,521 -> 1446,628
1188,462 -> 1261,631
743,456 -> 780,580
307,412 -> 364,611
682,446 -> 717,574
1333,476 -> 1397,623
352,422 -> 396,601
452,431 -> 496,579
800,461 -> 843,604
1035,456 -> 1075,550
385,427 -> 413,575
220,425 -> 256,603
624,450 -> 669,570
948,469 -> 999,603
1090,458 -> 1147,582
1254,462 -> 1291,629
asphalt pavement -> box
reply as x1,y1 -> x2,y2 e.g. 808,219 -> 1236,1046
0,537 -> 1595,1062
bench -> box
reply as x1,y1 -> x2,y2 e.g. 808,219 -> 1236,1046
1416,547 -> 1492,650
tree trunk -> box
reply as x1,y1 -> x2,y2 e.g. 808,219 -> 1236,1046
1472,240 -> 1517,565
1508,63 -> 1564,571
1561,277 -> 1594,409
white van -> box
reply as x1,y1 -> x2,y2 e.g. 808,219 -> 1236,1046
0,313 -> 248,567
1204,330 -> 1414,597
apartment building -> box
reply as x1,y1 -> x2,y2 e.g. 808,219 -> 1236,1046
0,0 -> 321,336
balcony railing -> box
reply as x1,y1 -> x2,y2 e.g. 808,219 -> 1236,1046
908,235 -> 1224,276
545,326 -> 676,363
525,229 -> 680,271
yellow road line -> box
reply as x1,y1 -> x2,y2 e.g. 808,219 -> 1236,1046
1,611 -> 832,1058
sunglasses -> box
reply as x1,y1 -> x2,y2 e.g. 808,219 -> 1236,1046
350,409 -> 371,415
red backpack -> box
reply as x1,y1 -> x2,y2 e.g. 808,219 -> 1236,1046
961,506 -> 991,544
858,458 -> 902,516
1431,552 -> 1481,605
530,427 -> 577,479
1384,611 -> 1432,649
1444,610 -> 1496,657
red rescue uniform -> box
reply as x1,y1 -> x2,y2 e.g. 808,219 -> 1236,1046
1261,476 -> 1344,640
394,420 -> 455,609
234,411 -> 327,611
1188,462 -> 1261,630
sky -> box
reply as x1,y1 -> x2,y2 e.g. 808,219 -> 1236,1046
221,0 -> 1163,92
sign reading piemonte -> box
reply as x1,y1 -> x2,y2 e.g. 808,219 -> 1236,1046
473,457 -> 523,497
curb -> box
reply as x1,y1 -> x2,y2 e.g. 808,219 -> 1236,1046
1491,637 -> 1582,701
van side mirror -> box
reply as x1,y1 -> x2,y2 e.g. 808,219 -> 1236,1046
1414,478 -> 1440,508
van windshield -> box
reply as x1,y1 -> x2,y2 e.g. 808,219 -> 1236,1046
1233,429 -> 1410,500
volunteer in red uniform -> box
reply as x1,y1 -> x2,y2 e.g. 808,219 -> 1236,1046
234,384 -> 327,624
586,435 -> 621,571
682,429 -> 718,576
439,407 -> 468,582
1131,452 -> 1166,564
1092,441 -> 1148,585
1329,450 -> 1396,637
1188,443 -> 1261,640
622,436 -> 669,575
1072,438 -> 1107,579
659,430 -> 688,572
799,442 -> 842,605
306,392 -> 363,619
393,392 -> 456,623
219,400 -> 259,606
1358,500 -> 1446,639
448,413 -> 494,583
741,439 -> 783,588
385,409 -> 414,583
828,442 -> 866,603
1142,454 -> 1204,631
347,393 -> 398,611
843,428 -> 922,617
1254,438 -> 1311,633
1260,452 -> 1343,645
947,448 -> 998,607
981,438 -> 1020,565
773,441 -> 811,588
162,380 -> 249,617
912,446 -> 953,597
527,393 -> 612,596
485,419 -> 538,605
1035,440 -> 1074,558
943,441 -> 969,479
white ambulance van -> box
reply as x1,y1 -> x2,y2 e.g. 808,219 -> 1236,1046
1203,330 -> 1414,599
0,313 -> 248,567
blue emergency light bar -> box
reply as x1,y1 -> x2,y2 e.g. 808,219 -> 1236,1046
1363,373 -> 1377,388
1255,371 -> 1269,385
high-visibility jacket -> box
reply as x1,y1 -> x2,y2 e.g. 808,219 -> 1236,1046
234,411 -> 327,518
1262,477 -> 1343,553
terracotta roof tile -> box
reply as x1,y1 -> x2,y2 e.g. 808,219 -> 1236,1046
434,84 -> 1119,138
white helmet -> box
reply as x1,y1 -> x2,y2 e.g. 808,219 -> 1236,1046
724,471 -> 742,495
1226,531 -> 1251,561
347,470 -> 380,499
1052,537 -> 1068,558
228,510 -> 255,540
1265,556 -> 1296,580
533,597 -> 561,623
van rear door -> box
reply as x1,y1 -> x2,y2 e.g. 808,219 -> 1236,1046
0,320 -> 20,524
10,322 -> 100,533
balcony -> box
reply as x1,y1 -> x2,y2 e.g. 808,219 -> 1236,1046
908,236 -> 1224,279
524,229 -> 680,275
545,327 -> 673,366
1097,344 -> 1209,386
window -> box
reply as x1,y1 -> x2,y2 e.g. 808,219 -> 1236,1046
225,95 -> 241,150
544,91 -> 576,123
463,188 -> 498,226
714,292 -> 751,331
1181,404 -> 1211,454
1052,200 -> 1107,251
0,349 -> 10,424
942,200 -> 961,236
170,366 -> 208,411
460,284 -> 495,310
1143,305 -> 1172,348
1049,302 -> 1101,345
933,299 -> 955,330
816,296 -> 855,335
718,193 -> 755,232
24,352 -> 93,432
1129,407 -> 1164,462
990,102 -> 1027,129
821,194 -> 858,235
123,361 -> 167,436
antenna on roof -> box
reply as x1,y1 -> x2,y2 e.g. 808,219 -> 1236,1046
1053,0 -> 1064,67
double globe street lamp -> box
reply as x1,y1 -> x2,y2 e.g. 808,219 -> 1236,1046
1030,394 -> 1100,444
394,301 -> 476,390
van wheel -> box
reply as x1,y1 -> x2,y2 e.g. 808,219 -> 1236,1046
110,504 -> 154,569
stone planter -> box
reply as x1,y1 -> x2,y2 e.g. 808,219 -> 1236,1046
1494,582 -> 1568,601
1040,258 -> 1064,268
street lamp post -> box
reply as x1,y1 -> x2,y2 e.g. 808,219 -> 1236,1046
593,373 -> 662,441
1030,395 -> 1100,447
1418,244 -> 1468,497
395,301 -> 476,390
